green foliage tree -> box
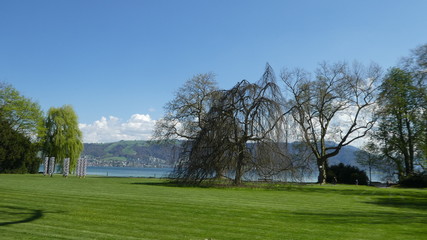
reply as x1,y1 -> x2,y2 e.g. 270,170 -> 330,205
43,105 -> 83,173
0,112 -> 40,173
401,43 -> 427,169
372,67 -> 426,180
0,82 -> 45,140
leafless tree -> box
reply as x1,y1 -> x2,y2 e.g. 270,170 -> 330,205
174,64 -> 299,185
153,73 -> 218,141
281,62 -> 381,184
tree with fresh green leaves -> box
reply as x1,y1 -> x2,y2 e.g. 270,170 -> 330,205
43,105 -> 83,173
372,67 -> 426,179
0,82 -> 45,140
401,43 -> 427,169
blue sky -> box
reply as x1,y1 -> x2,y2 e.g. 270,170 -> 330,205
1,0 -> 426,142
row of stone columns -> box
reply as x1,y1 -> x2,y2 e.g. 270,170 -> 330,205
43,157 -> 87,178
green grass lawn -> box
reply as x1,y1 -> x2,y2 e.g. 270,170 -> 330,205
0,174 -> 426,240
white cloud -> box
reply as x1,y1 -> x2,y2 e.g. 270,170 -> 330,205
79,114 -> 156,143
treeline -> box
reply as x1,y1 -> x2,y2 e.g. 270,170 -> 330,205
0,83 -> 83,174
154,44 -> 426,186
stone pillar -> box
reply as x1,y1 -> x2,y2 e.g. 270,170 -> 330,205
43,157 -> 49,176
49,157 -> 55,177
76,158 -> 87,178
63,158 -> 70,177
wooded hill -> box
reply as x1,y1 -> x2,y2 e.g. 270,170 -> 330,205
83,140 -> 180,168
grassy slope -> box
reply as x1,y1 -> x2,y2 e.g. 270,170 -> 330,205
0,175 -> 426,240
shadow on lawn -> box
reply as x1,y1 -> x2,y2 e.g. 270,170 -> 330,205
276,185 -> 427,199
0,206 -> 65,227
131,181 -> 209,188
132,180 -> 427,213
365,196 -> 427,211
266,185 -> 427,212
132,180 -> 427,196
292,210 -> 427,225
0,206 -> 44,226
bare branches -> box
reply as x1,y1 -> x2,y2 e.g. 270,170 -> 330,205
152,73 -> 218,142
169,64 -> 304,184
281,61 -> 381,183
158,61 -> 382,185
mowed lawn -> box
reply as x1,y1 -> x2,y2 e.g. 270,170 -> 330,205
0,174 -> 426,240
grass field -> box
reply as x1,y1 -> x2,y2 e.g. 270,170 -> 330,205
0,174 -> 426,240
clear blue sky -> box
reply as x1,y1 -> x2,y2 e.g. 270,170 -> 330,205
1,0 -> 426,142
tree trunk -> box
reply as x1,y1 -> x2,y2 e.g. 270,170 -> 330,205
234,160 -> 243,185
234,143 -> 245,185
317,158 -> 327,184
368,165 -> 372,186
405,116 -> 415,176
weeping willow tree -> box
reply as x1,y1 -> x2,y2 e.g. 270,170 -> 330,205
43,105 -> 83,173
173,64 -> 295,185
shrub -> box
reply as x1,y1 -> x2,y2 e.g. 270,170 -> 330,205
399,174 -> 427,188
327,163 -> 369,185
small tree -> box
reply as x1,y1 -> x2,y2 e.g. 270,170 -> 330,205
354,142 -> 382,184
43,105 -> 83,173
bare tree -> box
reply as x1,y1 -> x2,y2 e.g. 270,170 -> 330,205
282,62 -> 381,184
153,73 -> 218,141
174,64 -> 298,185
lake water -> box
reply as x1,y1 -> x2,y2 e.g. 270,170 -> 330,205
43,166 -> 383,183
86,166 -> 173,178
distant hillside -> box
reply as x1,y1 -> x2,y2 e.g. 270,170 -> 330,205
285,142 -> 361,170
83,140 -> 181,167
328,144 -> 361,167
83,140 -> 361,169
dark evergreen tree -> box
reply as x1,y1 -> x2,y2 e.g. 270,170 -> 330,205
0,112 -> 40,173
327,163 -> 369,185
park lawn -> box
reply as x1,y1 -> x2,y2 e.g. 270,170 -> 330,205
0,174 -> 426,240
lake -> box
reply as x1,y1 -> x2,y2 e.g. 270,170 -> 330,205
86,166 -> 173,178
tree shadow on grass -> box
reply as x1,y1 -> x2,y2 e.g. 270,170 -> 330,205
131,180 -> 427,197
365,196 -> 427,211
130,181 -> 210,188
271,185 -> 427,199
291,210 -> 427,225
0,206 -> 44,226
0,206 -> 64,227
